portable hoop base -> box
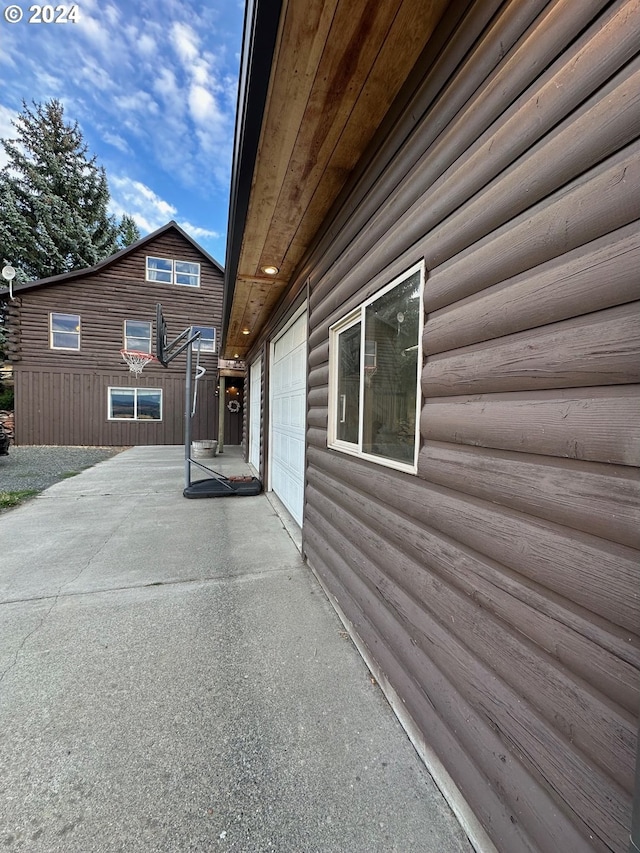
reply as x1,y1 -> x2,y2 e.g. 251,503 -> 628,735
183,476 -> 263,499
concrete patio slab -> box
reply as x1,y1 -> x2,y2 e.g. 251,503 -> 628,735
0,445 -> 473,853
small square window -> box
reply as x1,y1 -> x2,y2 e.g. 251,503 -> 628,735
124,320 -> 152,353
108,387 -> 162,421
50,312 -> 80,350
191,325 -> 216,352
329,262 -> 424,473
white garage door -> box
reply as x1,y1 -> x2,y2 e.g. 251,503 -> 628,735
270,311 -> 307,526
249,356 -> 262,471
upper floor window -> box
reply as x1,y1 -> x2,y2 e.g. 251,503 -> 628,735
50,312 -> 80,350
328,262 -> 424,474
124,320 -> 152,353
191,325 -> 216,352
146,256 -> 200,287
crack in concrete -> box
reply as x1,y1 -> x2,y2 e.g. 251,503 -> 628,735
0,563 -> 305,609
0,524 -> 124,686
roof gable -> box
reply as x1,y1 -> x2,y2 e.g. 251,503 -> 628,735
0,221 -> 223,298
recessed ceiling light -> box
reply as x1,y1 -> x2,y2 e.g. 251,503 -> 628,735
261,265 -> 278,275
241,328 -> 250,335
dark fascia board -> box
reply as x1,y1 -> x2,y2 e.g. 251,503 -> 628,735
222,0 -> 284,349
0,220 -> 224,299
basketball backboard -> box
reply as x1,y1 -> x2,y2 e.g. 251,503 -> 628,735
156,302 -> 169,366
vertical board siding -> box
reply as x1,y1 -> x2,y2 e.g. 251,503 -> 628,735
302,2 -> 640,851
9,229 -> 223,445
14,370 -> 218,446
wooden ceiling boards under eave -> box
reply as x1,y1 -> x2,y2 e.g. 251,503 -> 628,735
225,0 -> 450,357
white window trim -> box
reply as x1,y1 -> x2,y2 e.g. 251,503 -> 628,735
329,310 -> 362,450
328,261 -> 424,475
123,319 -> 152,353
145,255 -> 201,287
108,387 -> 163,422
50,312 -> 81,351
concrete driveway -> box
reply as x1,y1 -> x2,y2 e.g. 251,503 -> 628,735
0,445 -> 473,852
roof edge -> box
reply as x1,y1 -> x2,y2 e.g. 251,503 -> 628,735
0,220 -> 224,296
222,0 -> 284,350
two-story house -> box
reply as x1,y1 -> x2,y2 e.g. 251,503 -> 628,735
0,221 -> 228,446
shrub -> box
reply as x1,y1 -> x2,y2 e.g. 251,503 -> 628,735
0,387 -> 14,410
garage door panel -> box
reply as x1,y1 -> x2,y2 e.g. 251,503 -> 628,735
249,356 -> 261,471
271,312 -> 307,526
291,392 -> 305,429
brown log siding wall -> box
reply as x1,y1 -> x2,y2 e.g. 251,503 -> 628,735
8,230 -> 223,446
302,2 -> 640,851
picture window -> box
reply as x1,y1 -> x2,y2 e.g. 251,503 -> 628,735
108,387 -> 162,421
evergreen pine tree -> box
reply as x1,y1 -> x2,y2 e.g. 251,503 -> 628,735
117,214 -> 141,249
0,100 -> 120,280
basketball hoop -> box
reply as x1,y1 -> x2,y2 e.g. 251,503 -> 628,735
364,364 -> 378,386
120,349 -> 159,375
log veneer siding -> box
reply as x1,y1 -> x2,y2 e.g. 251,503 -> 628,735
300,2 -> 640,851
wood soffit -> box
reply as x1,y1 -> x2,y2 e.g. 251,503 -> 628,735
225,0 -> 448,358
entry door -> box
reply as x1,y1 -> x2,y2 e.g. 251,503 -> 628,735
270,311 -> 307,526
224,379 -> 243,445
249,356 -> 262,471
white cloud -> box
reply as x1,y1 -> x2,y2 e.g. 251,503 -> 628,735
178,221 -> 220,241
77,59 -> 117,93
153,69 -> 182,110
114,91 -> 159,118
109,176 -> 177,233
170,22 -> 200,67
104,3 -> 121,27
33,69 -> 64,94
102,132 -> 131,154
75,11 -> 113,54
188,85 -> 219,125
137,33 -> 157,57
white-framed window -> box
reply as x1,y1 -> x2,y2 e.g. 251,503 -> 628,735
328,262 -> 424,473
108,387 -> 162,421
175,260 -> 200,287
50,312 -> 80,350
124,320 -> 152,353
191,325 -> 216,352
146,256 -> 200,287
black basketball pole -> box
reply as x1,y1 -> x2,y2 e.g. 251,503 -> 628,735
184,340 -> 193,490
155,302 -> 261,498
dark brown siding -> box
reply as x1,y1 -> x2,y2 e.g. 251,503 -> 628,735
14,370 -> 218,446
8,229 -> 223,445
300,2 -> 640,851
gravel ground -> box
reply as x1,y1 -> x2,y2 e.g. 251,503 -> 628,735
0,445 -> 122,494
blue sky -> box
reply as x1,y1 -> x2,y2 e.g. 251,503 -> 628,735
0,0 -> 246,265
